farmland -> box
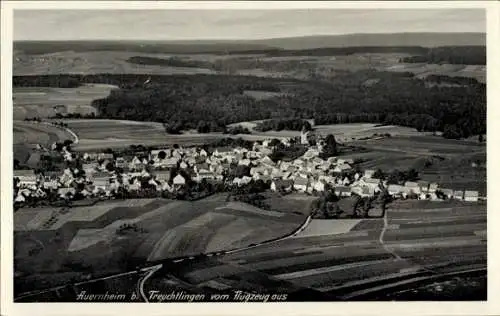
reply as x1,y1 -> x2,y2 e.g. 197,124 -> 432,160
13,84 -> 118,120
14,194 -> 308,294
139,199 -> 485,300
14,50 -> 485,83
61,119 -> 229,150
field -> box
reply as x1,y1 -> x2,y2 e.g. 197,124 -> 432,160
14,194 -> 307,293
14,51 -> 485,83
13,84 -> 118,120
62,119 -> 227,150
339,135 -> 486,194
143,199 -> 485,297
14,51 -> 217,76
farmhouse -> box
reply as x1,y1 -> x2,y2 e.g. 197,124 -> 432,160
464,190 -> 479,202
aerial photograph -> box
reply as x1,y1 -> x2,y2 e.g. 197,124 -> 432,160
12,8 -> 486,302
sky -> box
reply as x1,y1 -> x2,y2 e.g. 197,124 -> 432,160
14,9 -> 485,41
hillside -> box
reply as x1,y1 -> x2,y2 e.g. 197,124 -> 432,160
14,32 -> 485,54
251,32 -> 486,50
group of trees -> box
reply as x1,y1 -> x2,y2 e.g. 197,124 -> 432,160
269,142 -> 307,163
254,119 -> 312,132
400,46 -> 486,65
23,117 -> 42,122
127,56 -> 213,69
13,70 -> 486,140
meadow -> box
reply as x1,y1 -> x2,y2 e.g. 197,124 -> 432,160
13,84 -> 118,120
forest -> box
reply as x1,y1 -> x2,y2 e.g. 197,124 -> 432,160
13,70 -> 486,139
126,56 -> 213,69
400,46 -> 485,65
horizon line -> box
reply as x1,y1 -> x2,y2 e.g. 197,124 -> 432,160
13,31 -> 486,43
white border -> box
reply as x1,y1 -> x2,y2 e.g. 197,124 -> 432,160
1,2 -> 499,316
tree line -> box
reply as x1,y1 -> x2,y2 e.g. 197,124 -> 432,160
400,46 -> 485,65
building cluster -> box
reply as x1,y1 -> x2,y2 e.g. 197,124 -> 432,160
14,135 -> 481,206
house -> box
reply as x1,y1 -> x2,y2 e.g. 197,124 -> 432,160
352,185 -> 374,197
361,177 -> 380,191
439,188 -> 454,199
115,157 -> 127,169
238,159 -> 251,166
388,184 -> 405,196
364,170 -> 375,178
162,182 -> 173,192
179,161 -> 188,169
195,163 -> 211,174
93,174 -> 111,190
404,181 -> 421,194
129,156 -> 144,170
165,157 -> 179,168
334,186 -> 352,197
293,177 -> 309,192
232,177 -> 242,186
15,193 -> 26,203
241,176 -> 253,185
14,169 -> 37,187
58,187 -> 76,199
154,171 -> 171,183
418,181 -> 429,193
99,153 -> 114,160
271,179 -> 293,193
60,169 -> 75,187
312,180 -> 326,192
196,171 -> 216,182
279,162 -> 291,171
82,162 -> 99,175
428,183 -> 439,193
333,164 -> 352,174
173,174 -> 186,186
464,190 -> 479,202
454,190 -> 464,200
261,155 -> 275,166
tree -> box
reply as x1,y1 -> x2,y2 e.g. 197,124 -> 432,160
320,134 -> 338,158
373,169 -> 385,180
269,138 -> 281,147
158,150 -> 167,160
63,139 -> 74,147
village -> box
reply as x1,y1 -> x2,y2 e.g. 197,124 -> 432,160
13,128 -> 481,209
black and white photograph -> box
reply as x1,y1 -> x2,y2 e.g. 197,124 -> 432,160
1,1 -> 498,314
